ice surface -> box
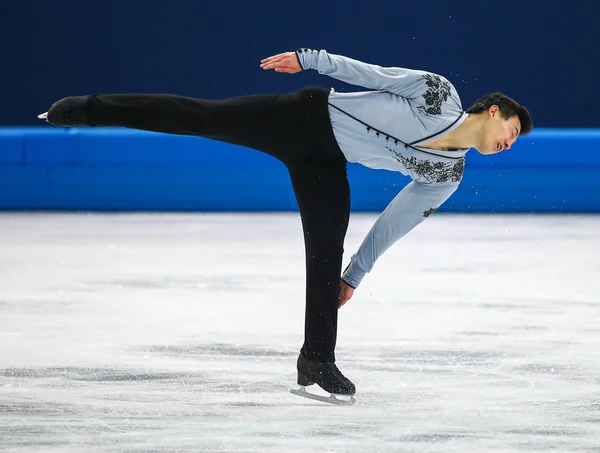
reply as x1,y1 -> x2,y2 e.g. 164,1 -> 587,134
1,212 -> 599,452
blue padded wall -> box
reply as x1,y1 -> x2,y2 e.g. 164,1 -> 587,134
0,127 -> 598,213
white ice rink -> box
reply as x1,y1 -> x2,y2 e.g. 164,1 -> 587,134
1,212 -> 599,452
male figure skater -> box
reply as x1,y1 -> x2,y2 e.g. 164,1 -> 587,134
39,48 -> 532,404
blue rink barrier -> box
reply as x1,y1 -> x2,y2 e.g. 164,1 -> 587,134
0,127 -> 598,213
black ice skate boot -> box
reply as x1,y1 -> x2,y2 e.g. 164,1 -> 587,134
38,96 -> 91,127
290,352 -> 356,405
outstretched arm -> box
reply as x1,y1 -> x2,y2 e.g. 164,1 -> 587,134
341,180 -> 460,294
261,48 -> 435,99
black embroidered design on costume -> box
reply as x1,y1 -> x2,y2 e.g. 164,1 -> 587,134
452,158 -> 465,180
386,148 -> 465,183
423,207 -> 437,218
417,74 -> 452,115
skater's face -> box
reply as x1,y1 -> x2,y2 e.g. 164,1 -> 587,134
478,105 -> 521,155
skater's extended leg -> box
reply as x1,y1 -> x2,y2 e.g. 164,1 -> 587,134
43,86 -> 334,162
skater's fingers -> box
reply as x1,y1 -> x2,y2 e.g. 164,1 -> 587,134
338,291 -> 348,308
338,295 -> 351,308
274,59 -> 302,72
260,54 -> 288,67
261,52 -> 300,70
338,279 -> 355,308
260,59 -> 287,70
261,62 -> 281,70
261,52 -> 286,63
262,56 -> 295,69
275,66 -> 301,74
261,57 -> 285,67
263,62 -> 300,74
260,55 -> 279,64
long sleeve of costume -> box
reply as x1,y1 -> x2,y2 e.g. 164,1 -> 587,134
341,180 -> 460,288
295,47 -> 468,289
295,48 -> 432,99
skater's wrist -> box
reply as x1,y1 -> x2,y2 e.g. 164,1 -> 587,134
341,260 -> 365,289
340,277 -> 356,290
295,48 -> 321,71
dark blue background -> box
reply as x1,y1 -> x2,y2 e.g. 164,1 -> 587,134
3,0 -> 599,127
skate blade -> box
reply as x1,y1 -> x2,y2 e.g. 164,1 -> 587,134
290,386 -> 356,406
37,112 -> 48,120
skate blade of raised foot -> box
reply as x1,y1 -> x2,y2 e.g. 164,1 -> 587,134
290,387 -> 356,406
37,112 -> 48,120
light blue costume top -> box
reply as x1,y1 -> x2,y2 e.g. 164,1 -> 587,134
296,48 -> 471,288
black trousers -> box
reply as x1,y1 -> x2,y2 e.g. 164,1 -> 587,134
81,86 -> 350,362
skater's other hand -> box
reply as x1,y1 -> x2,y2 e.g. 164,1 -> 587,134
260,52 -> 302,74
338,279 -> 354,308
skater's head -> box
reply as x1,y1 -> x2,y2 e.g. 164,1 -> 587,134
466,93 -> 532,155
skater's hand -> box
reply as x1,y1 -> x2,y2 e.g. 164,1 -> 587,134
260,52 -> 302,74
338,280 -> 355,308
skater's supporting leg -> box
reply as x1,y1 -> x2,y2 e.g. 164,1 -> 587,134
287,157 -> 351,364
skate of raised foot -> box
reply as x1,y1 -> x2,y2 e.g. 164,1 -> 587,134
38,96 -> 91,127
290,352 -> 356,405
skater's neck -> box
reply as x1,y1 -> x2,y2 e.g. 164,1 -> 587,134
420,113 -> 484,152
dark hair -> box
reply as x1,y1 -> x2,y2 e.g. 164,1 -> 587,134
466,92 -> 533,136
